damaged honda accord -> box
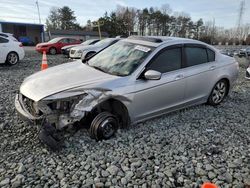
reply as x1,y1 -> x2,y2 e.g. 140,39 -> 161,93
15,36 -> 239,150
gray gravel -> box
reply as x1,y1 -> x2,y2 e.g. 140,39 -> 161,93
0,50 -> 250,188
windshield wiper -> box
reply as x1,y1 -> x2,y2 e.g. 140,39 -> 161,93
91,65 -> 108,73
110,71 -> 127,77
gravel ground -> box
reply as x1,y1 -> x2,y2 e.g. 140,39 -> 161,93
0,50 -> 249,188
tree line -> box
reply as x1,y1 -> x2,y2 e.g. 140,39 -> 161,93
46,5 -> 250,45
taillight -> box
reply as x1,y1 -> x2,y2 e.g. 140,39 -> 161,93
19,43 -> 23,47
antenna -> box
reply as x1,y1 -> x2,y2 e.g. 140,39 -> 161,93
237,0 -> 245,30
36,0 -> 41,24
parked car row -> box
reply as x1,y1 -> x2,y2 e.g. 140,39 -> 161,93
61,39 -> 100,57
0,32 -> 25,65
238,47 -> 250,57
218,46 -> 250,58
70,38 -> 120,59
35,37 -> 82,55
34,36 -> 122,61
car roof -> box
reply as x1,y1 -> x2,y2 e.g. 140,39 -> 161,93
0,32 -> 13,38
54,37 -> 80,40
125,36 -> 207,46
124,36 -> 217,51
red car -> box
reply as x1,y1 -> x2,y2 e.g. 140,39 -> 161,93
36,37 -> 82,55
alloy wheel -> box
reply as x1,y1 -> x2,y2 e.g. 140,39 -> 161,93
8,53 -> 18,65
212,81 -> 226,104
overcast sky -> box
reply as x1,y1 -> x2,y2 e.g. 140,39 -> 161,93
0,0 -> 249,29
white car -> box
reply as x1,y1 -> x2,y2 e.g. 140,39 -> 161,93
0,33 -> 25,65
246,66 -> 250,80
69,38 -> 120,59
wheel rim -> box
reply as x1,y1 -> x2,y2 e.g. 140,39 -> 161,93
8,53 -> 18,64
50,48 -> 56,54
212,81 -> 226,104
100,119 -> 115,138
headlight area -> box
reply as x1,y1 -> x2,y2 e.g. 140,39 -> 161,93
43,94 -> 88,129
75,50 -> 83,57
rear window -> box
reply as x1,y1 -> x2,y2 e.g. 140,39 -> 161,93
185,47 -> 208,67
207,49 -> 215,62
0,37 -> 9,43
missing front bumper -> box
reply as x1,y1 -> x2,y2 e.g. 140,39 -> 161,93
15,94 -> 42,122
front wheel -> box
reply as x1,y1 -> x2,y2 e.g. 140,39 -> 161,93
207,79 -> 228,106
6,52 -> 19,65
89,112 -> 118,141
49,47 -> 57,55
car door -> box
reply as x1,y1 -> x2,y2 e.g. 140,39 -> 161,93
132,45 -> 186,121
0,37 -> 10,63
183,44 -> 217,103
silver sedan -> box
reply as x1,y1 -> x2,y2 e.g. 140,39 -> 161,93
15,36 -> 239,149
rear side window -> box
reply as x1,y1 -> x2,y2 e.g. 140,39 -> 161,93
148,48 -> 182,73
60,38 -> 69,43
185,47 -> 208,67
0,37 -> 9,43
69,38 -> 77,43
207,49 -> 215,62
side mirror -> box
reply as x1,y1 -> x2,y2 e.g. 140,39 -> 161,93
144,70 -> 161,80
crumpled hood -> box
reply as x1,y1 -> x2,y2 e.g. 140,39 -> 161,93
20,61 -> 116,101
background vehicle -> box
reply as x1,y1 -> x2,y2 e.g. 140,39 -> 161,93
219,49 -> 236,57
246,66 -> 250,79
69,38 -> 120,59
35,37 -> 81,55
18,36 -> 34,46
15,36 -> 238,148
0,33 -> 25,65
61,39 -> 99,57
238,47 -> 250,57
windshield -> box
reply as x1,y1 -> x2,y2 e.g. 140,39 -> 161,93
48,38 -> 61,43
94,38 -> 114,46
88,41 -> 154,76
81,39 -> 97,45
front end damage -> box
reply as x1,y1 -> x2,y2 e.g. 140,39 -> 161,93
15,89 -> 130,150
16,90 -> 107,128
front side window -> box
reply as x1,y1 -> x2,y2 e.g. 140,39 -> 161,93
147,48 -> 182,73
185,47 -> 208,67
88,41 -> 154,76
60,38 -> 69,43
48,38 -> 61,43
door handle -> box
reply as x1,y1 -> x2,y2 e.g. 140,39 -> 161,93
175,74 -> 184,81
209,66 -> 216,70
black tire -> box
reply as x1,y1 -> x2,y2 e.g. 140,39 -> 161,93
6,52 -> 19,65
49,47 -> 57,55
89,112 -> 118,141
207,79 -> 228,106
85,52 -> 96,59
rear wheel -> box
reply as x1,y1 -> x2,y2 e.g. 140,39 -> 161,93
6,52 -> 19,65
89,112 -> 118,140
49,47 -> 57,55
207,79 -> 228,106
